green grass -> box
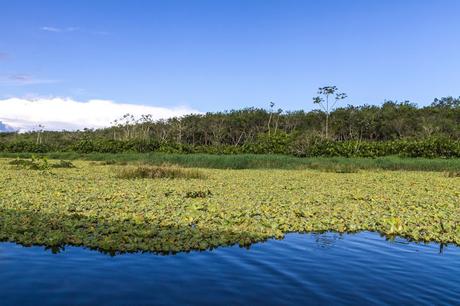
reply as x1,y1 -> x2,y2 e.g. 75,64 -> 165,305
1,152 -> 460,172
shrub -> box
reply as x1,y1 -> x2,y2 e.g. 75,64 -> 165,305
244,132 -> 294,154
289,136 -> 460,158
5,141 -> 52,153
1,134 -> 459,159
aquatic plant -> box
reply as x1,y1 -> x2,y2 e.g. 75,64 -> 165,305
0,159 -> 458,254
185,189 -> 212,198
9,155 -> 50,170
446,171 -> 460,178
9,156 -> 75,170
51,160 -> 76,168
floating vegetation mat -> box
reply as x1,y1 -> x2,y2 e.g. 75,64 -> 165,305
0,159 -> 459,254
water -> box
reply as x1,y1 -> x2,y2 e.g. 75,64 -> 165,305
1,231 -> 459,306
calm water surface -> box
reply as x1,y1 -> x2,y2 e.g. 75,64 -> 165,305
1,231 -> 459,305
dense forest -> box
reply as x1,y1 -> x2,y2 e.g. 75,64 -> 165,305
1,97 -> 459,158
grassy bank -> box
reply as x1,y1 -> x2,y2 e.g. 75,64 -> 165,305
1,152 -> 460,172
0,159 -> 459,253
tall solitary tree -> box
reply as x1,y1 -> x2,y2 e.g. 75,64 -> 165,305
267,101 -> 275,136
36,124 -> 45,144
313,86 -> 347,138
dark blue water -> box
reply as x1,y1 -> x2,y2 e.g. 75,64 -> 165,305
1,232 -> 459,306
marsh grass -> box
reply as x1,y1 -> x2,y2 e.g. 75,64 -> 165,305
100,159 -> 118,165
306,162 -> 359,173
2,152 -> 460,172
116,164 -> 207,179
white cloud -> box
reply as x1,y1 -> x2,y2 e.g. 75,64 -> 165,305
41,26 -> 62,32
0,74 -> 58,86
0,97 -> 201,132
40,26 -> 109,36
40,26 -> 79,33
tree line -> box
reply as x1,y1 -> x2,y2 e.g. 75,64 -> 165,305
0,96 -> 459,158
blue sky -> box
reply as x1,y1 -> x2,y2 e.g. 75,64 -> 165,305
1,0 -> 460,130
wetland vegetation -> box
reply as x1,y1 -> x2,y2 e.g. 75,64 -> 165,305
0,158 -> 458,254
2,152 -> 460,172
1,93 -> 459,254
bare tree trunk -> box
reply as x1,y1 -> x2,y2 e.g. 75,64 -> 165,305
177,121 -> 182,144
274,114 -> 279,135
267,113 -> 273,136
234,132 -> 245,146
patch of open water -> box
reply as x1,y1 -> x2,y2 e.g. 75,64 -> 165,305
1,231 -> 459,305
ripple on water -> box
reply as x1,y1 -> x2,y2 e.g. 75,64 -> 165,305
0,231 -> 459,306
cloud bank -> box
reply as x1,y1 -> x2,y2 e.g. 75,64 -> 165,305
0,97 -> 200,132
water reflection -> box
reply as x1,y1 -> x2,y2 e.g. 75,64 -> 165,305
2,230 -> 456,256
